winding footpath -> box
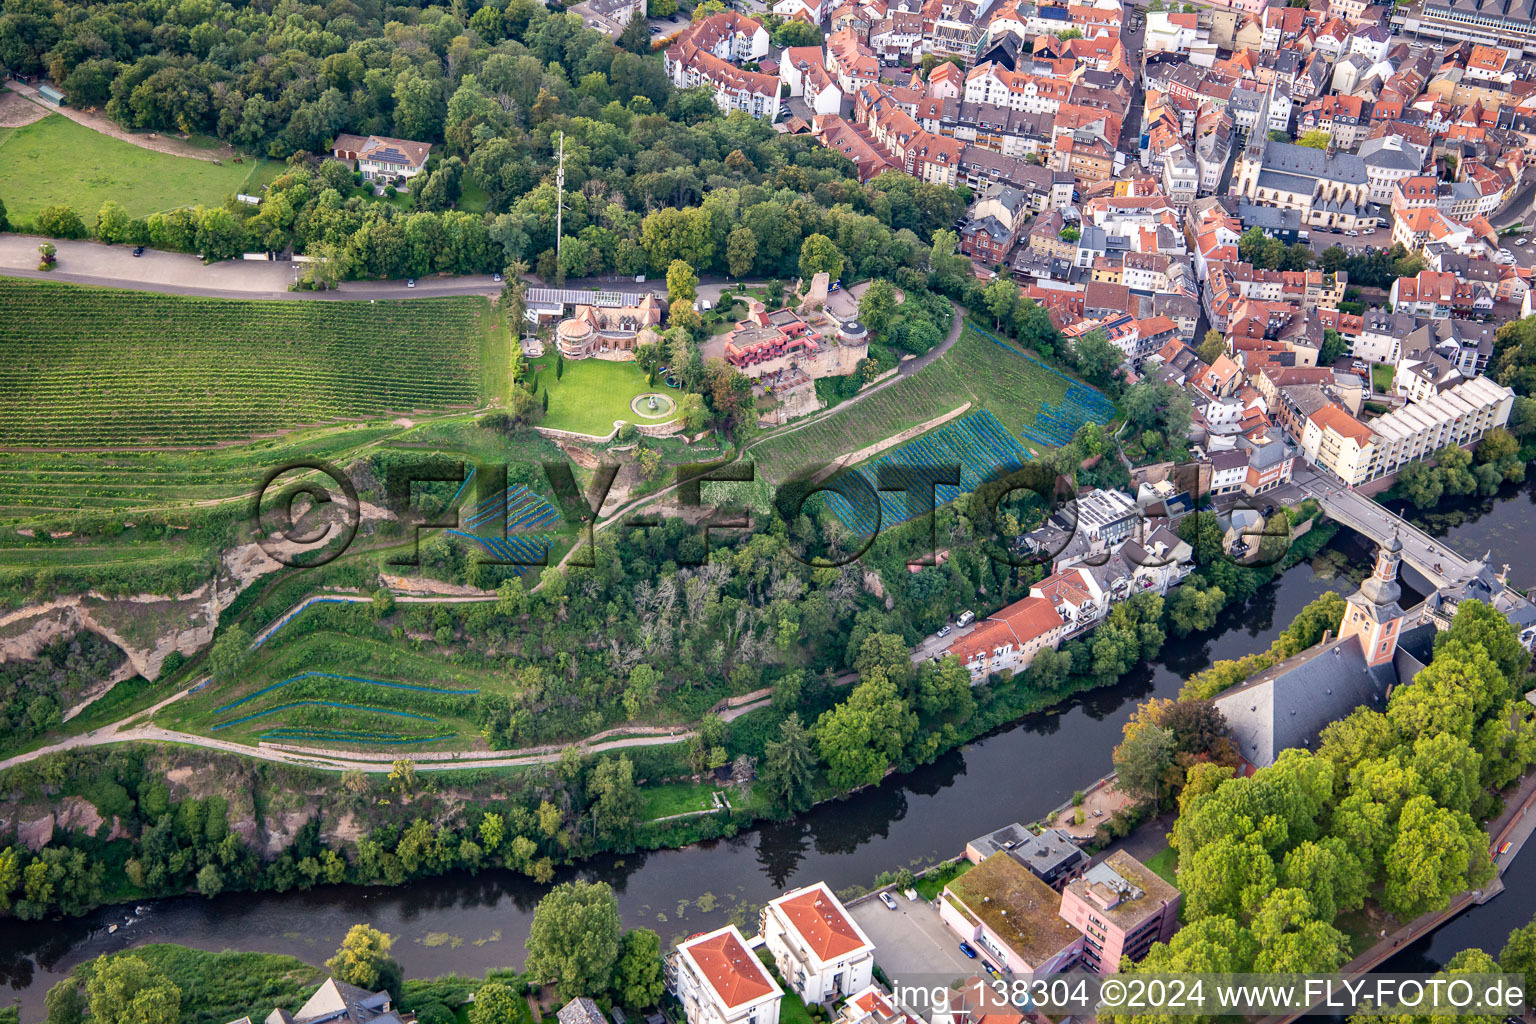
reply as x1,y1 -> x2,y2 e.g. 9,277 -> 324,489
0,299 -> 965,772
0,674 -> 775,775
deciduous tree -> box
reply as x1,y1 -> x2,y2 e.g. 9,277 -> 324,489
326,925 -> 402,996
525,880 -> 623,1000
814,673 -> 917,792
614,928 -> 666,1008
85,955 -> 180,1024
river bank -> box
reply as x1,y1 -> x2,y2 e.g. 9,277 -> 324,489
0,531 -> 1353,1016
4,480 -> 1534,1018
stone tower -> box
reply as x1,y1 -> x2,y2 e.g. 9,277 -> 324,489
1340,529 -> 1406,668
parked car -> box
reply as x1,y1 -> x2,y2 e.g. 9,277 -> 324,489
492,272 -> 503,282
957,610 -> 975,627
959,942 -> 978,959
880,891 -> 899,910
132,246 -> 146,257
937,625 -> 952,638
1518,237 -> 1530,245
406,278 -> 416,287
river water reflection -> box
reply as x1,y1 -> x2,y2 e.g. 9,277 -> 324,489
5,481 -> 1535,1013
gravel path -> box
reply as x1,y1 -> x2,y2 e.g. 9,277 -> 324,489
5,82 -> 237,161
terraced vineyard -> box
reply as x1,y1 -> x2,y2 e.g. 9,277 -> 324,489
164,625 -> 500,748
751,322 -> 1110,485
821,410 -> 1029,534
0,279 -> 503,448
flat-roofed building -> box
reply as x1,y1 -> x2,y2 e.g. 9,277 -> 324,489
939,853 -> 1084,975
1057,851 -> 1180,973
1300,376 -> 1513,485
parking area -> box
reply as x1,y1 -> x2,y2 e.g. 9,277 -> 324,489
849,892 -> 983,1008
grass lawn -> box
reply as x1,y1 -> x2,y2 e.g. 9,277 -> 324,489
348,184 -> 414,211
913,858 -> 973,901
639,781 -> 723,819
751,322 -> 1099,485
458,176 -> 491,214
1144,845 -> 1179,889
0,114 -> 273,221
533,357 -> 680,436
757,950 -> 817,1024
1371,362 -> 1394,394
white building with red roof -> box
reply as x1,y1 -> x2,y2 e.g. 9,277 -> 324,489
943,595 -> 1065,681
761,882 -> 875,1006
1029,567 -> 1105,636
671,926 -> 783,1024
836,986 -> 921,1024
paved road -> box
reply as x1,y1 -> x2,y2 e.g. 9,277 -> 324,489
0,235 -> 504,300
850,892 -> 981,1008
1292,467 -> 1470,588
1305,224 -> 1393,255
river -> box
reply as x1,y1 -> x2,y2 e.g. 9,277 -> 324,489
3,483 -> 1534,1013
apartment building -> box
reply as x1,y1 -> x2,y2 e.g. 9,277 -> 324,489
761,883 -> 875,1007
670,926 -> 783,1024
665,13 -> 779,120
943,595 -> 1066,681
1301,376 -> 1513,485
666,44 -> 781,119
1058,852 -> 1181,974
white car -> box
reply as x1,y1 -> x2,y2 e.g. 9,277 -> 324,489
937,625 -> 952,638
1518,237 -> 1529,246
879,891 -> 899,910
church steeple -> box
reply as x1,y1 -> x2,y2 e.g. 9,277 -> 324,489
1358,528 -> 1402,607
1339,530 -> 1406,668
1235,82 -> 1272,198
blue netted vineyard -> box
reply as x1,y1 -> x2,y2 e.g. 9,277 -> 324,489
822,409 -> 1029,535
967,324 -> 1116,447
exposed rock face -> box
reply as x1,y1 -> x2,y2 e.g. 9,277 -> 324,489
17,814 -> 53,852
0,541 -> 281,704
262,809 -> 317,856
55,796 -> 106,838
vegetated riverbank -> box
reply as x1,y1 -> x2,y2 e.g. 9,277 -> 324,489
0,500 -> 1342,929
0,532 -> 1362,1011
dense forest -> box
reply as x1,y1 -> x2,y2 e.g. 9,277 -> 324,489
1109,602 -> 1536,1008
0,0 -> 967,279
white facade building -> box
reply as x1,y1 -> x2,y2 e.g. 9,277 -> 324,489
761,883 -> 875,1006
671,927 -> 783,1024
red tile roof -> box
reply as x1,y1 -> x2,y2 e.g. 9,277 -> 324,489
682,929 -> 777,1009
774,885 -> 868,961
1309,403 -> 1374,446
